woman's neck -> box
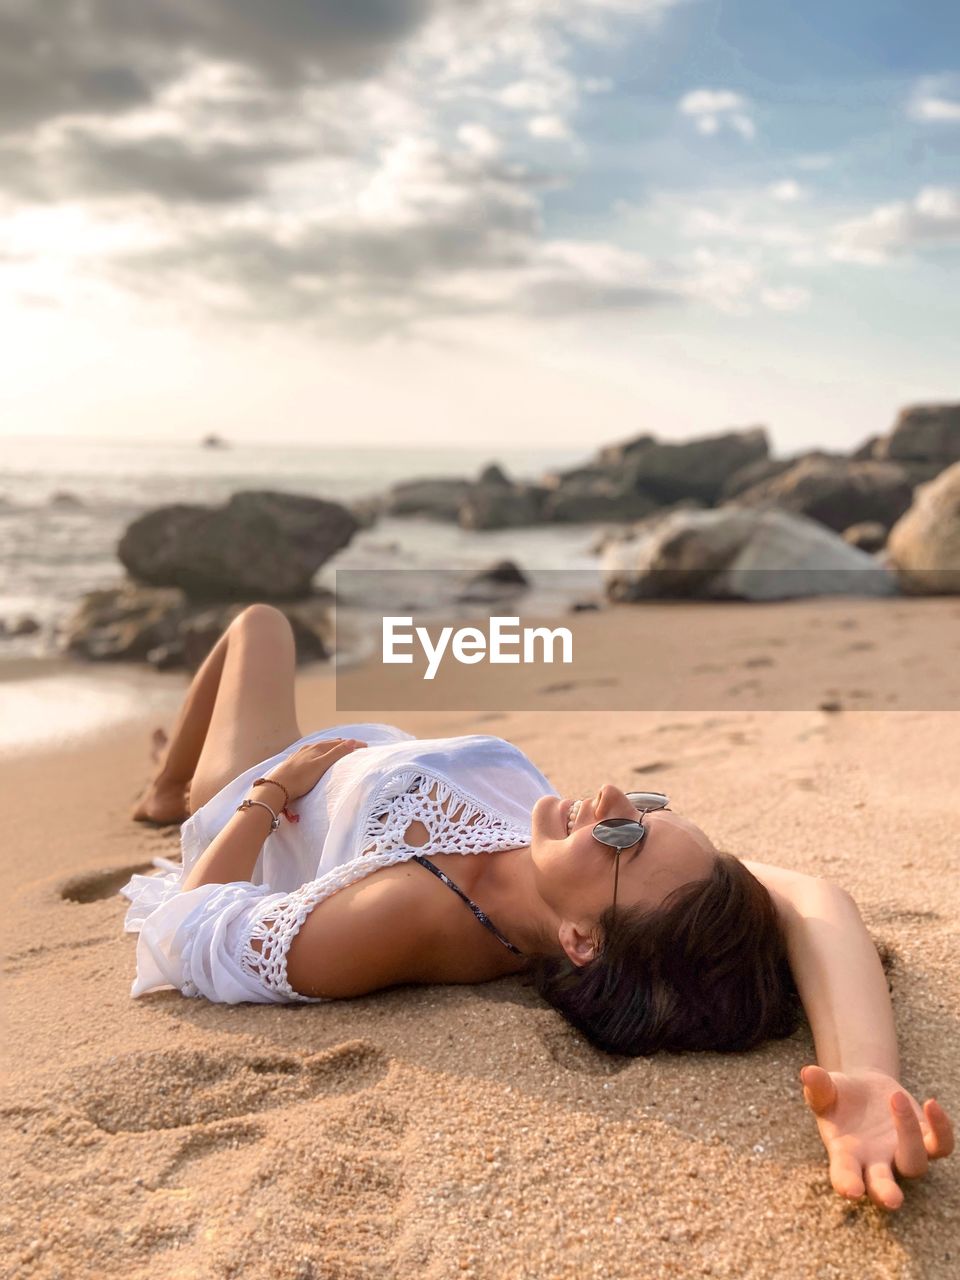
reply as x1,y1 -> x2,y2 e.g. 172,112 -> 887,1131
471,844 -> 562,961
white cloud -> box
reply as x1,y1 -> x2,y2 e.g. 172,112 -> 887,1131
760,285 -> 810,312
677,88 -> 756,141
831,185 -> 960,263
528,113 -> 570,139
910,95 -> 960,123
793,153 -> 835,171
457,123 -> 502,157
767,179 -> 806,203
908,76 -> 960,123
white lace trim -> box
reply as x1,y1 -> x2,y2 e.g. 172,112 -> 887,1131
236,767 -> 530,1001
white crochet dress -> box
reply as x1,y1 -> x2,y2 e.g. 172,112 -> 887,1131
119,723 -> 557,1004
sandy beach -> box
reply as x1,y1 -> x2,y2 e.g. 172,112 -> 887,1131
3,600 -> 958,1280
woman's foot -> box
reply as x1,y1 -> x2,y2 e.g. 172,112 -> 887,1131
131,775 -> 190,826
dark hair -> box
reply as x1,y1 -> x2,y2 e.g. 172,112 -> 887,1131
525,852 -> 804,1056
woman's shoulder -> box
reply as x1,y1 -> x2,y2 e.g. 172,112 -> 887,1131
284,855 -> 524,998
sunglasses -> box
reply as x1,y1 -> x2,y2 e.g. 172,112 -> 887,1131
591,791 -> 671,919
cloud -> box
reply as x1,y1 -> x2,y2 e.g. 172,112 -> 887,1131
677,88 -> 756,140
908,76 -> 960,124
0,0 -> 690,333
767,179 -> 806,203
760,285 -> 810,313
831,186 -> 960,263
528,114 -> 571,140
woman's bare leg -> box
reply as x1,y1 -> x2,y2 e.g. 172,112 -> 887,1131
131,626 -> 232,825
133,604 -> 304,825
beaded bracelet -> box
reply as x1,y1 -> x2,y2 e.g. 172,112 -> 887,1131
252,776 -> 300,824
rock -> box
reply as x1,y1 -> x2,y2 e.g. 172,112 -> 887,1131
850,434 -> 882,461
201,433 -> 228,448
60,583 -> 333,669
477,462 -> 511,487
589,500 -> 706,553
60,583 -> 191,661
875,403 -> 960,473
384,477 -> 473,520
49,490 -> 84,508
541,476 -> 661,524
601,507 -> 898,602
596,434 -> 658,468
842,521 -> 887,553
7,614 -> 41,636
886,461 -> 960,594
728,456 -> 914,533
624,427 -> 771,505
570,599 -> 601,612
117,490 -> 358,599
471,559 -> 529,586
720,457 -> 799,502
459,483 -> 547,530
456,559 -> 531,602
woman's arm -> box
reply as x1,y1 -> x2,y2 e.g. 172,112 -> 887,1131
181,738 -> 365,893
766,870 -> 898,1075
741,859 -> 953,1209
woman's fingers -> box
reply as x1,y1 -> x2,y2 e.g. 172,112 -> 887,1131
863,1160 -> 904,1210
800,1064 -> 838,1115
923,1098 -> 955,1159
890,1093 -> 929,1178
828,1150 -> 865,1200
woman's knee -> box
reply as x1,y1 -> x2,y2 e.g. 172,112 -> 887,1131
232,602 -> 293,637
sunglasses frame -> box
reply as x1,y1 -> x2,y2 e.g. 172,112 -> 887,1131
592,791 -> 671,921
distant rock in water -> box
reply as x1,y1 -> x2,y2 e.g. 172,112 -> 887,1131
728,456 -> 913,533
601,507 -> 898,601
117,490 -> 358,599
886,460 -> 960,594
60,583 -> 332,670
384,477 -> 473,521
49,490 -> 84,509
201,433 -> 229,449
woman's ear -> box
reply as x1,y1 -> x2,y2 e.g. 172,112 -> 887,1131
558,920 -> 599,967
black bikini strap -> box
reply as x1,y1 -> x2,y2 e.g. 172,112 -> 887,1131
411,855 -> 524,957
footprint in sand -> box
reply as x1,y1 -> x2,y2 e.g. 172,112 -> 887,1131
72,1041 -> 389,1134
60,863 -> 157,904
743,656 -> 775,669
632,760 -> 670,775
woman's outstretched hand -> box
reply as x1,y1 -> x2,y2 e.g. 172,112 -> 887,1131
799,1064 -> 954,1210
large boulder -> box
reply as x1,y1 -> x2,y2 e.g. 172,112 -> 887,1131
623,427 -> 770,505
885,461 -> 960,594
871,403 -> 960,485
728,456 -> 914,533
384,477 -> 473,520
601,507 -> 898,601
59,583 -> 332,669
118,491 -> 357,600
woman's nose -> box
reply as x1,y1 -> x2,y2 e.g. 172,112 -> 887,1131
595,783 -> 635,819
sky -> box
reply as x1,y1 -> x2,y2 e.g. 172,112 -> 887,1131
0,0 -> 958,456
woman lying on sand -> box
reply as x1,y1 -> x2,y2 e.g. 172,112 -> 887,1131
125,604 -> 953,1212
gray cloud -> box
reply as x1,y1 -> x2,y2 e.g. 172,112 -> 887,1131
0,0 -> 689,331
0,0 -> 435,133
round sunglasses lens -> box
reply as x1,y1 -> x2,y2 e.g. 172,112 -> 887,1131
593,818 -> 645,849
625,791 -> 669,811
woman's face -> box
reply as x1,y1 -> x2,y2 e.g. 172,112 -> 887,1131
530,784 -> 718,950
